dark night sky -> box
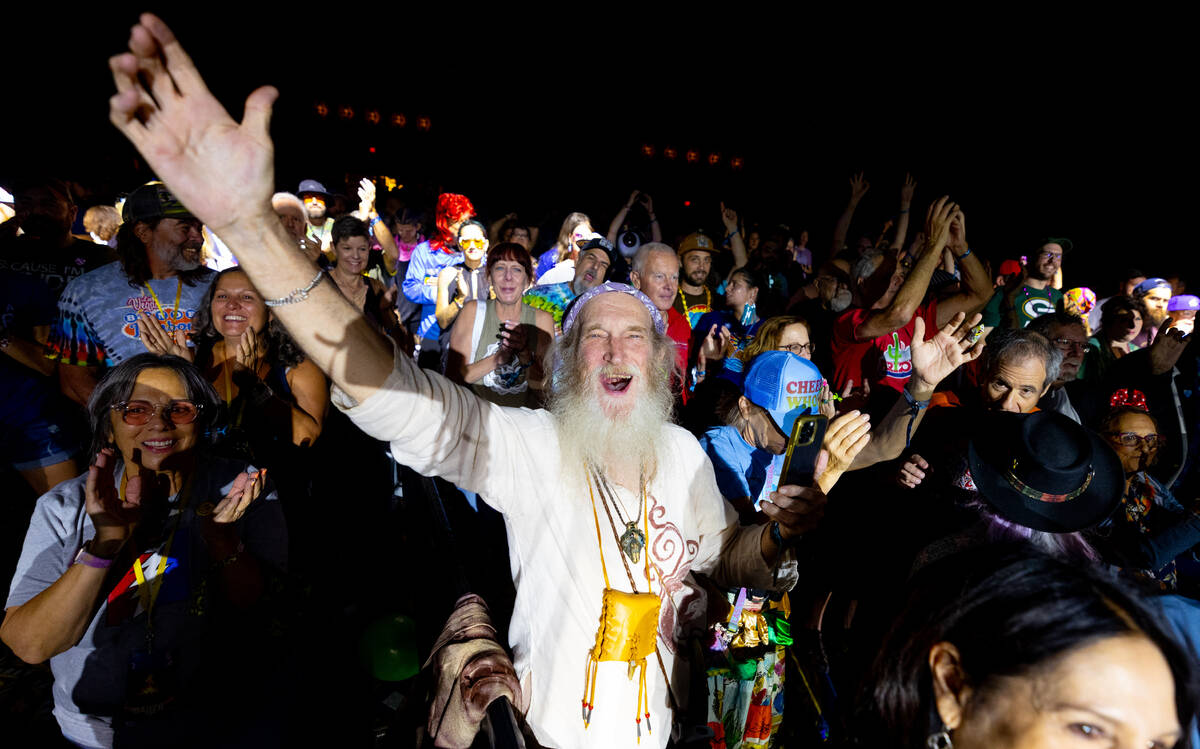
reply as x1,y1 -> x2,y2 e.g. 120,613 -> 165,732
5,7 -> 1195,292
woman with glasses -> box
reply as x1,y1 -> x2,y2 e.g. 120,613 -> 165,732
1,353 -> 287,748
710,315 -> 814,390
138,267 -> 328,465
1090,402 -> 1200,591
445,243 -> 553,407
434,220 -> 491,335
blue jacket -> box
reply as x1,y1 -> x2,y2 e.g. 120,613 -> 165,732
403,240 -> 462,340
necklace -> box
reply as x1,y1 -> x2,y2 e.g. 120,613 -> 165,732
678,285 -> 712,321
591,468 -> 648,564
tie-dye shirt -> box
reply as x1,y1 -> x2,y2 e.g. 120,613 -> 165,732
47,261 -> 215,367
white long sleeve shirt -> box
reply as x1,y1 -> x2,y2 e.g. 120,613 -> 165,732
333,355 -> 796,748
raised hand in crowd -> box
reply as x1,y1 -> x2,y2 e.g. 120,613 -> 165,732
816,410 -> 872,494
890,173 -> 916,251
1150,324 -> 1191,376
110,14 -> 395,404
700,323 -> 733,363
137,309 -> 193,361
720,201 -> 748,269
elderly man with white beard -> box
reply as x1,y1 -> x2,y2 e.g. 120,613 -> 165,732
105,15 -> 821,748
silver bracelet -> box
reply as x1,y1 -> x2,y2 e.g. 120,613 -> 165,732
264,269 -> 326,307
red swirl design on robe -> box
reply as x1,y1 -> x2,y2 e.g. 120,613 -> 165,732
648,493 -> 700,654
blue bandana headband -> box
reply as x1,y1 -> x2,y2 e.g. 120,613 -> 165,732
561,282 -> 666,336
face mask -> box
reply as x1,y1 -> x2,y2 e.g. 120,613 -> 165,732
830,288 -> 852,312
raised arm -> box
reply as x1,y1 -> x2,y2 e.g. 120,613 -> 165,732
356,178 -> 397,277
720,202 -> 747,269
108,14 -> 393,404
831,172 -> 870,254
934,208 -> 992,327
889,173 -> 916,251
607,190 -> 640,244
854,196 -> 957,341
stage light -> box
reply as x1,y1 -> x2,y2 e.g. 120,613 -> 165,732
369,147 -> 376,153
315,102 -> 329,117
339,105 -> 355,120
417,117 -> 432,132
641,144 -> 655,157
664,147 -> 677,160
708,152 -> 720,166
683,200 -> 691,207
686,150 -> 699,164
366,109 -> 381,125
391,113 -> 407,127
731,157 -> 745,171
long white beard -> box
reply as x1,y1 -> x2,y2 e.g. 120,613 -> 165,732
550,363 -> 672,484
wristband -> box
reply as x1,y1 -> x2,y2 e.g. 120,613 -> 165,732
899,208 -> 910,214
74,541 -> 117,569
957,247 -> 972,260
901,386 -> 931,448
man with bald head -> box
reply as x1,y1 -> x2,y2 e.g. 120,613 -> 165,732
629,242 -> 690,380
99,16 -> 822,747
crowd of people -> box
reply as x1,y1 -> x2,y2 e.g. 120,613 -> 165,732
2,13 -> 1200,749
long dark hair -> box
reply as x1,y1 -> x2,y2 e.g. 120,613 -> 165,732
191,267 -> 306,369
115,220 -> 210,288
87,353 -> 223,458
858,544 -> 1197,747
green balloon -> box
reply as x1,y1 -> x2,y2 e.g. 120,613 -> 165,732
360,613 -> 419,682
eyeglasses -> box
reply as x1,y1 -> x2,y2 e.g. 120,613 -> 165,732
778,342 -> 813,356
1038,251 -> 1063,261
459,238 -> 486,250
1051,338 -> 1090,354
112,400 -> 203,426
1105,432 -> 1165,450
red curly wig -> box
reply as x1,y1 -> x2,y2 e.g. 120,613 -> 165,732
432,193 -> 476,254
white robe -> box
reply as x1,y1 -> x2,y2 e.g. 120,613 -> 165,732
333,354 -> 797,748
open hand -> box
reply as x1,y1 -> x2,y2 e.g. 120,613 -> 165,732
357,178 -> 376,218
137,310 -> 193,361
821,410 -> 872,476
849,172 -> 870,203
900,173 -> 917,206
924,196 -> 959,256
85,448 -> 143,543
109,14 -> 277,234
1150,324 -> 1191,375
909,311 -> 986,395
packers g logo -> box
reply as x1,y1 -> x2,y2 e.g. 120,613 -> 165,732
1023,297 -> 1056,320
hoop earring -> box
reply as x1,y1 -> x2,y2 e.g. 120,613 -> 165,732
926,729 -> 953,749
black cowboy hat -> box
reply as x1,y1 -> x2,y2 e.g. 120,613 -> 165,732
967,410 -> 1124,533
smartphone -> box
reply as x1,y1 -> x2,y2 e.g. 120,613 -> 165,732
779,414 -> 828,489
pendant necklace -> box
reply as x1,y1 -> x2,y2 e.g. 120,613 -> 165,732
592,468 -> 647,564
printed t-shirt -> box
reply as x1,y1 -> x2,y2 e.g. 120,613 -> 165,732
831,298 -> 939,393
47,261 -> 215,367
0,236 -> 116,299
673,286 -> 718,329
522,282 -> 577,331
981,284 -> 1063,329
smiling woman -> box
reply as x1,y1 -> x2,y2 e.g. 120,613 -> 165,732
140,267 -> 329,465
1,353 -> 288,748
